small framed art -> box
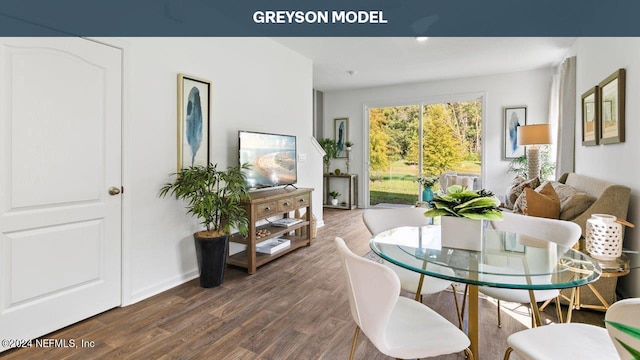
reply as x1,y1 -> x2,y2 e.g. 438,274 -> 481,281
504,106 -> 527,159
334,117 -> 349,158
177,74 -> 211,171
581,86 -> 599,146
598,68 -> 625,144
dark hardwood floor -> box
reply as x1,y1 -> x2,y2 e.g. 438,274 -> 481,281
1,208 -> 605,360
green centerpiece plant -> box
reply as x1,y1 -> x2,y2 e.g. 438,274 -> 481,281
424,185 -> 503,220
424,185 -> 502,251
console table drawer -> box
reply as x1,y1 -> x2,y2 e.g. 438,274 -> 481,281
294,194 -> 310,208
257,201 -> 278,218
278,197 -> 296,212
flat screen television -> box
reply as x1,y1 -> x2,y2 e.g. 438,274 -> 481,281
239,131 -> 297,189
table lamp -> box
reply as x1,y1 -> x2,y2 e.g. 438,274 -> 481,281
517,124 -> 551,180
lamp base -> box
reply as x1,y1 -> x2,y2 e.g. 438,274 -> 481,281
526,146 -> 540,180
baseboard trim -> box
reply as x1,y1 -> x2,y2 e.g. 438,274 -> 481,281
125,269 -> 199,306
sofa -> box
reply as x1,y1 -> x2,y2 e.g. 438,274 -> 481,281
556,172 -> 631,238
505,173 -> 631,305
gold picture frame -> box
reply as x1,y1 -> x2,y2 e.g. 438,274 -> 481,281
598,68 -> 625,144
177,74 -> 212,171
581,86 -> 599,146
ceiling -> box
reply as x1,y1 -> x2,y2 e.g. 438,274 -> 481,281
273,37 -> 576,92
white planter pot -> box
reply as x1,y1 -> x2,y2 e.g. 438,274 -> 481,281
330,198 -> 339,206
440,216 -> 485,251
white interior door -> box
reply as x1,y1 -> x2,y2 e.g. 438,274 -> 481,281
0,38 -> 122,350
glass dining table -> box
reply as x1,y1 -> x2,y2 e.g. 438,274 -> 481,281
370,225 -> 602,359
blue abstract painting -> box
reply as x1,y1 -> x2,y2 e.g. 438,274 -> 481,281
179,74 -> 210,170
504,107 -> 526,159
186,86 -> 203,166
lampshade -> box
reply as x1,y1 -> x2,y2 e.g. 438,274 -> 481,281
517,124 -> 551,146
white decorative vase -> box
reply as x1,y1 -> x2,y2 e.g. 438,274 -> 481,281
440,216 -> 485,251
330,198 -> 339,206
586,214 -> 623,260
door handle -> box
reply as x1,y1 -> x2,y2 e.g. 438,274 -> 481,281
108,187 -> 121,196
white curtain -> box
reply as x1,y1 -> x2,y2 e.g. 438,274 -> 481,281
555,56 -> 577,178
548,72 -> 560,177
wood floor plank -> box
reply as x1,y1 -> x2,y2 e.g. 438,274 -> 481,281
1,208 -> 606,360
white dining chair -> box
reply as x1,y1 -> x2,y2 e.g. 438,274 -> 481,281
362,208 -> 464,327
504,297 -> 640,360
334,237 -> 474,360
480,211 -> 583,327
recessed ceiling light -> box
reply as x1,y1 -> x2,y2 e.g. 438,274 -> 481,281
347,70 -> 357,76
416,37 -> 429,42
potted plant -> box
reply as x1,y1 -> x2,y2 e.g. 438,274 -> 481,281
319,138 -> 338,174
329,190 -> 341,206
160,163 -> 251,288
416,175 -> 438,202
424,185 -> 502,250
344,141 -> 354,173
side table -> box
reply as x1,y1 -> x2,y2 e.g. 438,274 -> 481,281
564,252 -> 632,322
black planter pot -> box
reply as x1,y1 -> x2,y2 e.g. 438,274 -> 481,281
194,233 -> 229,288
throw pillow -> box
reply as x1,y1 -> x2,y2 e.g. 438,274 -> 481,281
513,182 -> 561,219
507,176 -> 540,208
536,181 -> 596,220
559,192 -> 596,220
504,176 -> 525,209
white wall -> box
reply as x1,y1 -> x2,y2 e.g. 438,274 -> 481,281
574,38 -> 640,297
115,38 -> 322,304
323,68 -> 554,206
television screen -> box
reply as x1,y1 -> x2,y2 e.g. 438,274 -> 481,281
239,131 -> 297,189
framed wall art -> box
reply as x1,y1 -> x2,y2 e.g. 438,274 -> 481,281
177,73 -> 211,171
598,68 -> 625,144
503,106 -> 527,159
581,86 -> 599,146
334,117 -> 349,158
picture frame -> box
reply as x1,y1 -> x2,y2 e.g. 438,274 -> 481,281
581,86 -> 599,146
334,117 -> 349,158
503,106 -> 527,159
598,68 -> 625,144
177,74 -> 211,171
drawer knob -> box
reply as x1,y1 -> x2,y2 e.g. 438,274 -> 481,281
299,198 -> 304,202
284,202 -> 289,206
265,207 -> 271,211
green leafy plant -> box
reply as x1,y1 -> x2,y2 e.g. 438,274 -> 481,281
345,141 -> 354,148
605,320 -> 640,358
159,163 -> 251,237
424,185 -> 503,220
508,146 -> 556,180
416,175 -> 438,188
319,138 -> 338,173
329,191 -> 341,199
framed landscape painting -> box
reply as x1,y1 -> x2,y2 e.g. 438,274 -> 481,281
503,106 -> 527,159
598,68 -> 625,144
334,117 -> 349,158
177,74 -> 211,171
581,86 -> 599,146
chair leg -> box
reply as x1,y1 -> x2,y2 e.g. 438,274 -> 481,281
465,347 -> 475,360
555,296 -> 563,323
451,284 -> 464,329
460,284 -> 468,324
539,297 -> 553,311
503,347 -> 513,360
349,326 -> 360,360
497,299 -> 502,328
